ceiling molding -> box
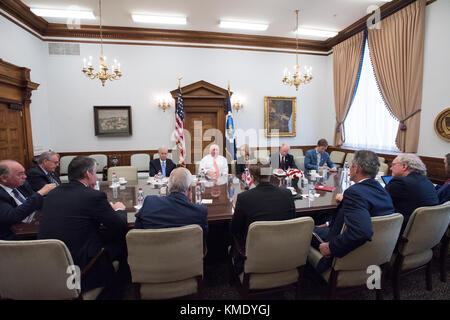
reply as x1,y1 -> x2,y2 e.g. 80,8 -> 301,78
0,0 -> 436,53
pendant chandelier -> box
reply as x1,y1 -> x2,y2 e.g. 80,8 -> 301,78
82,0 -> 122,86
282,10 -> 313,91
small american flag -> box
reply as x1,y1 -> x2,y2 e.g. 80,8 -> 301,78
175,89 -> 186,165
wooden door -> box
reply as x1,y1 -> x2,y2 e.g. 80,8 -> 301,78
0,103 -> 27,164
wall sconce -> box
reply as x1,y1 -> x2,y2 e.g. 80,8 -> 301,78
233,101 -> 244,112
158,99 -> 171,112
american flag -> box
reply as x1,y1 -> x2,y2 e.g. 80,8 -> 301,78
175,89 -> 186,166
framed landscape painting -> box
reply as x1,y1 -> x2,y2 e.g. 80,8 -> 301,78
264,96 -> 296,137
94,106 -> 132,136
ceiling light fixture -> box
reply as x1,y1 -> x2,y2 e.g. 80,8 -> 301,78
219,20 -> 268,31
282,10 -> 313,91
30,8 -> 95,20
132,14 -> 187,25
295,28 -> 338,39
82,0 -> 122,86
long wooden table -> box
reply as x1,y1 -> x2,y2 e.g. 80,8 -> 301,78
11,169 -> 348,238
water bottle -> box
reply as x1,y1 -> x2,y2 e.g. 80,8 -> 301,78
344,161 -> 349,172
195,182 -> 202,204
323,164 -> 328,177
111,172 -> 118,186
95,181 -> 100,190
157,170 -> 163,182
200,168 -> 206,181
137,188 -> 144,207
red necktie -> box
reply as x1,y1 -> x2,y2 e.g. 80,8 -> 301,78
281,157 -> 285,170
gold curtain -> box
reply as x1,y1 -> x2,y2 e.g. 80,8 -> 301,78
333,31 -> 365,147
368,0 -> 426,152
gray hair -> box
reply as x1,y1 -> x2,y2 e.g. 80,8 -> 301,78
37,151 -> 59,164
397,153 -> 427,175
0,160 -> 13,178
168,167 -> 192,193
352,150 -> 380,178
68,156 -> 97,181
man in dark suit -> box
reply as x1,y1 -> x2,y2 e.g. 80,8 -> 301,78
26,151 -> 62,192
270,143 -> 298,174
38,156 -> 128,296
135,167 -> 208,233
150,147 -> 176,177
436,153 -> 450,204
0,160 -> 55,240
304,138 -> 337,172
231,161 -> 296,273
386,153 -> 439,230
312,150 -> 395,274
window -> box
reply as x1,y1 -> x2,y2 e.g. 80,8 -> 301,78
343,40 -> 399,152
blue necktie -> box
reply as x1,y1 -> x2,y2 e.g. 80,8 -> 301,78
12,189 -> 26,203
162,161 -> 166,177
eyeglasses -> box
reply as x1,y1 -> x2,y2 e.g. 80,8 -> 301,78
391,162 -> 402,167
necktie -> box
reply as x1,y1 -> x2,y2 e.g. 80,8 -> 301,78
48,172 -> 59,185
281,156 -> 285,170
213,158 -> 220,178
161,161 -> 166,177
12,189 -> 26,203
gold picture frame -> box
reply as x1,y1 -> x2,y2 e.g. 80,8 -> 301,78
434,107 -> 450,142
264,96 -> 296,137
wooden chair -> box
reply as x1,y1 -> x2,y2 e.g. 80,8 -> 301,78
231,217 -> 314,299
308,213 -> 404,299
126,225 -> 204,299
0,239 -> 108,300
391,202 -> 450,299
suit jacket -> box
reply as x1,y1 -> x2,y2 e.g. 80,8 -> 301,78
235,156 -> 256,177
134,192 -> 208,234
0,181 -> 43,240
304,149 -> 336,170
436,181 -> 450,204
231,182 -> 296,245
149,158 -> 176,177
37,181 -> 128,292
386,172 -> 439,230
26,165 -> 61,192
314,179 -> 394,273
270,152 -> 298,171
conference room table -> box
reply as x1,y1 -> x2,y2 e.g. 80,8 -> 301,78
10,169 -> 350,239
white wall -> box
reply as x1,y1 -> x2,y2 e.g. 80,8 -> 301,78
46,43 -> 334,152
418,0 -> 450,157
0,14 -> 51,154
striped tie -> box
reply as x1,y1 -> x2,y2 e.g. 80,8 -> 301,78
12,189 -> 26,203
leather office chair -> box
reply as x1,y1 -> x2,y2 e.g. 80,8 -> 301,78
330,151 -> 346,168
391,202 -> 450,299
89,154 -> 108,181
126,225 -> 204,299
0,239 -> 107,300
107,166 -> 138,181
130,153 -> 150,179
308,213 -> 404,299
59,155 -> 76,183
231,217 -> 314,299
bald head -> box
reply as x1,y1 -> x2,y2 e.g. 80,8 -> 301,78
280,143 -> 290,157
210,144 -> 220,158
0,160 -> 27,188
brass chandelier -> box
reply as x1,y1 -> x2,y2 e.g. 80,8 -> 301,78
82,0 -> 122,86
282,10 -> 313,91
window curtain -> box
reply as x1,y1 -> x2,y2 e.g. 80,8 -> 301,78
333,31 -> 365,147
368,0 -> 426,152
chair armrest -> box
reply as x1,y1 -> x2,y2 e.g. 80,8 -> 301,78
81,248 -> 106,277
232,235 -> 246,259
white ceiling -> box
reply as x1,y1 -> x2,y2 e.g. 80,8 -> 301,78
22,0 -> 391,39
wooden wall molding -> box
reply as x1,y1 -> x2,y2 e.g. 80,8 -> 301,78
0,0 -> 436,53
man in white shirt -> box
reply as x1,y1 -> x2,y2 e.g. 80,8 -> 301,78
0,160 -> 55,240
199,144 -> 228,179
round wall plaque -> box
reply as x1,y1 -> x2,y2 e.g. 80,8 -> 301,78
434,107 -> 450,142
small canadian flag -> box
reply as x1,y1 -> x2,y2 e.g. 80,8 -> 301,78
242,171 -> 253,187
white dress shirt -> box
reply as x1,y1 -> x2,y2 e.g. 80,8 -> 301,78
199,154 -> 228,176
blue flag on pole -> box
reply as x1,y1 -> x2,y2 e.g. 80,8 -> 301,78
225,92 -> 237,162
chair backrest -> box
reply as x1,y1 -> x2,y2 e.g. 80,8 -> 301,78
400,202 -> 450,256
290,149 -> 304,158
126,225 -> 203,284
295,156 -> 305,171
378,156 -> 386,164
344,153 -> 354,164
333,213 -> 404,271
89,154 -> 108,173
330,151 -> 346,166
153,153 -> 173,160
130,153 -> 150,171
256,149 -> 270,161
378,162 -> 389,176
0,239 -> 80,300
107,166 -> 138,181
59,155 -> 76,175
245,217 -> 314,274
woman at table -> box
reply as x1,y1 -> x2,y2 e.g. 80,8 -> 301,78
235,144 -> 255,179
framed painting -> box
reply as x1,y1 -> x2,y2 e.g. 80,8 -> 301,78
264,96 -> 296,137
94,106 -> 132,136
